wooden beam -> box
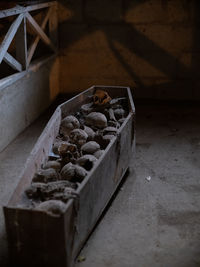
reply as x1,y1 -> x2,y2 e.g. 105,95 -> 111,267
49,4 -> 58,49
26,12 -> 56,52
16,16 -> 27,69
0,13 -> 24,64
27,8 -> 52,66
0,2 -> 56,19
3,52 -> 22,72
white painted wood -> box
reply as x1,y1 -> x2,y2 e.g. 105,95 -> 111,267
26,12 -> 56,52
16,16 -> 27,69
0,2 -> 56,19
3,52 -> 22,72
27,8 -> 52,65
0,54 -> 56,92
0,71 -> 26,92
0,13 -> 24,63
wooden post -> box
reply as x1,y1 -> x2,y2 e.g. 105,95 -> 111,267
49,3 -> 58,49
16,16 -> 27,69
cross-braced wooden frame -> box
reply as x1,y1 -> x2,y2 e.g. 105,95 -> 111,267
0,1 -> 57,73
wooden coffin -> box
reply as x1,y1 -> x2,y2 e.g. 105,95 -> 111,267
3,85 -> 135,267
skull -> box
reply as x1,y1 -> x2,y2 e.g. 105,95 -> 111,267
93,90 -> 111,106
81,141 -> 100,155
85,112 -> 107,129
60,115 -> 80,138
69,129 -> 88,146
77,155 -> 97,171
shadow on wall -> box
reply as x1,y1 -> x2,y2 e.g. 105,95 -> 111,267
58,0 -> 200,100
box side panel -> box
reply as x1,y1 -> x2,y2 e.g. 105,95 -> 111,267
72,113 -> 135,258
4,206 -> 75,267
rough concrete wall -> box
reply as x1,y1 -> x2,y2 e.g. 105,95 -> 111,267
58,0 -> 200,100
0,56 -> 59,153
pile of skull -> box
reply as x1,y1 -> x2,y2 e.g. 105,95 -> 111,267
24,90 -> 128,216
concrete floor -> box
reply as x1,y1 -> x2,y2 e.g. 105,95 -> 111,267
0,102 -> 200,267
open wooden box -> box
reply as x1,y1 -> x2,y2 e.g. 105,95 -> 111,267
3,85 -> 135,267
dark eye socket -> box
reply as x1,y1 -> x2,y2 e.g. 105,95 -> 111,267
94,96 -> 99,102
102,94 -> 107,100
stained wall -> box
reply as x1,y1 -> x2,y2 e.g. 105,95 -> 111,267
58,0 -> 200,100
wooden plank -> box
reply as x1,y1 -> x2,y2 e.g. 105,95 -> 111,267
26,12 -> 56,52
16,16 -> 27,69
0,2 -> 56,19
3,52 -> 22,72
0,13 -> 24,63
27,8 -> 52,65
49,4 -> 58,49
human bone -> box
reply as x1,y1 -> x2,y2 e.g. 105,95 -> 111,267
25,180 -> 76,199
94,149 -> 105,159
42,161 -> 61,171
36,200 -> 67,216
77,155 -> 97,171
118,118 -> 126,125
108,120 -> 120,128
103,135 -> 115,142
57,141 -> 77,156
52,187 -> 79,202
32,168 -> 58,183
69,129 -> 88,146
108,108 -> 116,121
83,126 -> 95,140
103,127 -> 117,136
93,90 -> 111,106
60,162 -> 88,182
60,115 -> 80,137
60,162 -> 76,181
61,150 -> 81,166
81,141 -> 100,155
52,138 -> 63,154
110,97 -> 126,107
81,102 -> 93,114
114,108 -> 125,119
85,112 -> 107,129
74,165 -> 87,182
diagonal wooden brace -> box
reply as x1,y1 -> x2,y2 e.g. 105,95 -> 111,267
27,8 -> 52,65
4,52 -> 22,72
26,11 -> 56,53
0,13 -> 24,63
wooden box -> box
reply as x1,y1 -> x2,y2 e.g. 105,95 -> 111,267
3,85 -> 135,267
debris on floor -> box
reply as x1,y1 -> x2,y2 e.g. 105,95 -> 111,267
146,176 -> 151,181
77,255 -> 86,263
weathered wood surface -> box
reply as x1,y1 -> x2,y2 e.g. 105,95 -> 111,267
4,86 -> 135,267
0,2 -> 57,73
0,2 -> 56,19
0,13 -> 24,63
4,52 -> 22,72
